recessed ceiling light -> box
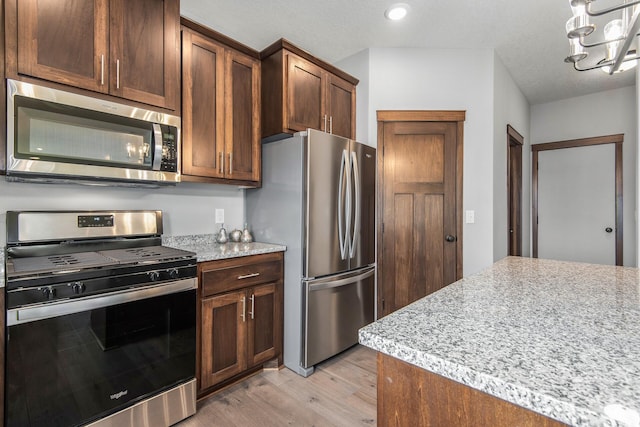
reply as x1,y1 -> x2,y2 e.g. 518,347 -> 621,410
385,3 -> 410,21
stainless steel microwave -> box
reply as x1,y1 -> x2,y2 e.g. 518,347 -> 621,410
6,79 -> 181,185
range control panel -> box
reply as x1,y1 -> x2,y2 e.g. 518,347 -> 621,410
78,215 -> 115,228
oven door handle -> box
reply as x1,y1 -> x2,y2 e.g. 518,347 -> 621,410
7,278 -> 197,326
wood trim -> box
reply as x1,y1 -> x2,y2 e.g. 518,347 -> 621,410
376,120 -> 385,316
377,110 -> 466,123
259,38 -> 359,85
0,0 -> 5,175
532,150 -> 539,258
615,142 -> 623,265
531,134 -> 623,265
531,134 -> 623,152
180,17 -> 260,59
456,120 -> 464,279
507,124 -> 524,145
507,124 -> 524,257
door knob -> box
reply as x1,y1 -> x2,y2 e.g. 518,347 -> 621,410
445,235 -> 457,242
605,227 -> 613,233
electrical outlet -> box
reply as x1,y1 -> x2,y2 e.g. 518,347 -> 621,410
215,209 -> 225,224
465,210 -> 475,224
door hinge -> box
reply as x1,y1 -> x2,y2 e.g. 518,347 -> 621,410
381,223 -> 384,233
382,299 -> 385,311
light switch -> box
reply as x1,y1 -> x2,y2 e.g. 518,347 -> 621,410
465,210 -> 475,224
215,209 -> 225,224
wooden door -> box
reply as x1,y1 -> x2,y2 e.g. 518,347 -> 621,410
225,50 -> 260,182
200,291 -> 247,389
378,111 -> 464,316
327,74 -> 355,139
286,54 -> 324,132
15,0 -> 109,92
109,0 -> 179,109
247,283 -> 280,367
507,125 -> 524,256
181,29 -> 225,178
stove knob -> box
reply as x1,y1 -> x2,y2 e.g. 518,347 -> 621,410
148,271 -> 161,281
167,268 -> 179,279
71,282 -> 86,295
41,286 -> 55,300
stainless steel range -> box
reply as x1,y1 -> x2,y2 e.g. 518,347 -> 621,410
4,210 -> 197,427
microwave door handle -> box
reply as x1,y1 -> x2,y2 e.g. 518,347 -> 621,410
152,123 -> 163,170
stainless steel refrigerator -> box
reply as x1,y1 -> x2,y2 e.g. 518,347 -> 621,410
246,129 -> 376,377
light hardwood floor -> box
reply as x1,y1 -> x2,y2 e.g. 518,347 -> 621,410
179,345 -> 377,426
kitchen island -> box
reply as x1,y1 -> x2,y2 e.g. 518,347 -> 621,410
359,257 -> 640,427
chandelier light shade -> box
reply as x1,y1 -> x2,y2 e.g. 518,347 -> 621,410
565,37 -> 589,62
565,0 -> 640,74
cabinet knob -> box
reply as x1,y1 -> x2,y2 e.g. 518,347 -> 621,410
445,235 -> 457,243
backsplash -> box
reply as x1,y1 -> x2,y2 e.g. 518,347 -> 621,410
0,180 -> 245,236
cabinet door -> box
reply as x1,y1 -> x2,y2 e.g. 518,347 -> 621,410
327,74 -> 356,139
109,0 -> 179,109
247,283 -> 280,367
200,291 -> 247,389
16,0 -> 109,92
286,54 -> 325,132
225,50 -> 261,182
181,29 -> 225,178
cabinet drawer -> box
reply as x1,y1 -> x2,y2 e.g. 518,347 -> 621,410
201,255 -> 282,296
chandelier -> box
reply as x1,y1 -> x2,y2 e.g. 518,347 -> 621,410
565,0 -> 640,74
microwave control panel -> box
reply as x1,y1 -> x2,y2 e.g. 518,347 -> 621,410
160,126 -> 178,172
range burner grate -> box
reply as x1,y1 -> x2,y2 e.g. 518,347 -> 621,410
9,252 -> 116,276
99,246 -> 193,264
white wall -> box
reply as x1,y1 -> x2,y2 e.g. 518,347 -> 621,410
531,86 -> 637,267
339,47 -> 498,276
0,180 -> 245,236
492,53 -> 531,261
334,49 -> 370,144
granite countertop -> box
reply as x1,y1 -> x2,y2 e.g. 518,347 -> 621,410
359,256 -> 640,427
162,234 -> 286,262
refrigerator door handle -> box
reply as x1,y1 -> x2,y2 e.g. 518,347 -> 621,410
306,267 -> 375,291
338,149 -> 348,260
349,151 -> 360,259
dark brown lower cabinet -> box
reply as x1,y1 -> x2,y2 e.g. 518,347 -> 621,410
377,353 -> 567,427
198,252 -> 283,396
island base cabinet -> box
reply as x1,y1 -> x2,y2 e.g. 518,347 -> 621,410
377,353 -> 568,427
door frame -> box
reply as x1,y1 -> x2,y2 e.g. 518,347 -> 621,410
531,134 -> 623,265
507,125 -> 524,256
376,110 -> 465,316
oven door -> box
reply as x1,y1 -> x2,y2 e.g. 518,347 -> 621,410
5,280 -> 196,427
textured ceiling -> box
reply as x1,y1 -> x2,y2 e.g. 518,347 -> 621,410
180,0 -> 636,105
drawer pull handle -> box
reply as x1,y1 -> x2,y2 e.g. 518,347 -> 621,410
241,296 -> 246,322
237,272 -> 260,280
249,294 -> 255,320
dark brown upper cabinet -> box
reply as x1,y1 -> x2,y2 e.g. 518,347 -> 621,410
6,0 -> 180,111
181,19 -> 261,186
261,39 -> 358,140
